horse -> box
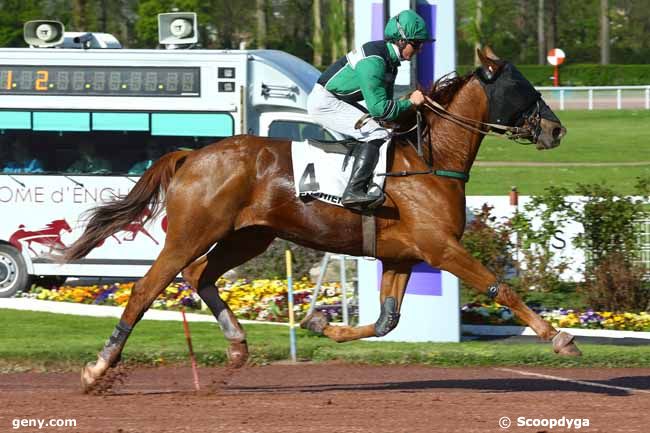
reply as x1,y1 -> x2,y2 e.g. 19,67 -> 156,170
61,48 -> 580,393
9,219 -> 72,255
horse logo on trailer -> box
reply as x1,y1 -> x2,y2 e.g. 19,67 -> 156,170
9,219 -> 72,255
110,208 -> 160,245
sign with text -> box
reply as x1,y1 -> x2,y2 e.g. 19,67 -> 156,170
0,175 -> 166,264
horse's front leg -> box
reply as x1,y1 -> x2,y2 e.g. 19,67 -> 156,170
301,261 -> 413,342
432,239 -> 581,356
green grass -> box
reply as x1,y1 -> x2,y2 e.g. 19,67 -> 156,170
465,110 -> 650,195
1,310 -> 649,372
466,166 -> 650,195
476,110 -> 650,163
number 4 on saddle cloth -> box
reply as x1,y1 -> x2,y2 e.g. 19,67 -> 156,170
291,138 -> 390,207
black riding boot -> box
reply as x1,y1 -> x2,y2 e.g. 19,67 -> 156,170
341,140 -> 385,209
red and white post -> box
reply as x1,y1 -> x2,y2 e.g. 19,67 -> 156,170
547,48 -> 566,87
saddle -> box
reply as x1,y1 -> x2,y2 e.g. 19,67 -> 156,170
292,138 -> 383,257
306,137 -> 358,154
305,138 -> 358,171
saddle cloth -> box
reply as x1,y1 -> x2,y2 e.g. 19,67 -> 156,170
291,139 -> 389,207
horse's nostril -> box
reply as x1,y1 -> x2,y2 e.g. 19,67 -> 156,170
552,127 -> 563,139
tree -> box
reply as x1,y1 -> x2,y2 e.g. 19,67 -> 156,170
600,0 -> 610,64
256,0 -> 266,49
0,0 -> 44,47
345,0 -> 353,53
537,0 -> 545,64
312,0 -> 322,67
546,0 -> 557,52
473,0 -> 482,66
328,0 -> 345,62
456,0 -> 532,65
608,0 -> 650,63
556,0 -> 599,63
73,0 -> 89,30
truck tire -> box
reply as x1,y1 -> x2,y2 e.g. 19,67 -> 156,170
0,244 -> 29,298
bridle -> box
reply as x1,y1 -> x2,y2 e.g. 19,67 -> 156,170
421,95 -> 543,144
374,80 -> 544,181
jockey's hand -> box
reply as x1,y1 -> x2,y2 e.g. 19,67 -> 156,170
409,90 -> 425,106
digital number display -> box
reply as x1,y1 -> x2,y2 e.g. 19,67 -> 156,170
0,66 -> 200,96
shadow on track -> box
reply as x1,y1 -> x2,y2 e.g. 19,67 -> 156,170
228,376 -> 650,397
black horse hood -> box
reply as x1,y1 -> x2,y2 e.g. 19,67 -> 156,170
477,62 -> 542,126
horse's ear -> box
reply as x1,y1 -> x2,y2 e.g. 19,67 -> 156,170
482,46 -> 500,61
477,47 -> 502,79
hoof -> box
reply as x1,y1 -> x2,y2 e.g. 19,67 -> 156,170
81,356 -> 109,393
227,341 -> 249,368
81,362 -> 99,393
300,311 -> 329,335
80,357 -> 127,394
553,331 -> 582,356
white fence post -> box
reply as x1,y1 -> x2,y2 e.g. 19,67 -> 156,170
617,89 -> 622,110
560,89 -> 565,110
588,89 -> 593,110
646,87 -> 650,110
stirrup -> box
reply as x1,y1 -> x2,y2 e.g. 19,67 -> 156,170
341,187 -> 385,210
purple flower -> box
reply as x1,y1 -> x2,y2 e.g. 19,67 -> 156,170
93,284 -> 118,304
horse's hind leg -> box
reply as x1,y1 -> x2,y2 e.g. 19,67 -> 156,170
182,227 -> 276,367
435,239 -> 581,356
301,261 -> 413,342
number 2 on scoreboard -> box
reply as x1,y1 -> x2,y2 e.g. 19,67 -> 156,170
35,70 -> 49,91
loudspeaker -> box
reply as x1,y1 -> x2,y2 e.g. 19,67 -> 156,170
23,20 -> 64,47
158,12 -> 198,45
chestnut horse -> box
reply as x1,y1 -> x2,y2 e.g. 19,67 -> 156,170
62,49 -> 580,393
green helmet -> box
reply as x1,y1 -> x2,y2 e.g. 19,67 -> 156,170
384,10 -> 432,42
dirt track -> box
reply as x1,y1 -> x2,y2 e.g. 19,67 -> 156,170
1,364 -> 649,433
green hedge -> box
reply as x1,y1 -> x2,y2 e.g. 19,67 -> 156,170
457,64 -> 650,86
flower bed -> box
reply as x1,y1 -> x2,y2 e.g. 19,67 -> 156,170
461,303 -> 650,332
23,277 -> 352,322
21,281 -> 649,331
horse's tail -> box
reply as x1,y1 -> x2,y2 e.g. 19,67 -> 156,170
61,150 -> 191,262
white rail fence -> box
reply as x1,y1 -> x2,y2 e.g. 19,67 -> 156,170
537,85 -> 650,111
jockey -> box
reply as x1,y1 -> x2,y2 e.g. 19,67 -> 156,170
307,9 -> 433,209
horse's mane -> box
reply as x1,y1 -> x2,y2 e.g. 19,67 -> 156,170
424,70 -> 475,107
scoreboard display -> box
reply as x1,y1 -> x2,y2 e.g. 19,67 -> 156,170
0,65 -> 200,96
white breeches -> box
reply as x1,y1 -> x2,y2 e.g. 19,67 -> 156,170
307,84 -> 391,142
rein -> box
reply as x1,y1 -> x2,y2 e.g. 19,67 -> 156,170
372,91 -> 542,182
376,114 -> 470,182
422,95 -> 539,143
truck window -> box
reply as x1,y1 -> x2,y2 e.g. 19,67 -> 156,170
0,111 -> 234,176
0,131 -> 228,176
268,120 -> 335,141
